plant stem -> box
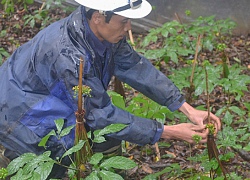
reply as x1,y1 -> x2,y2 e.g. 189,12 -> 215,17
190,34 -> 202,88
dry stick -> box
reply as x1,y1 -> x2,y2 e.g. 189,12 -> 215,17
39,0 -> 46,12
190,35 -> 202,87
75,57 -> 92,179
205,66 -> 228,180
174,13 -> 183,25
128,30 -> 136,49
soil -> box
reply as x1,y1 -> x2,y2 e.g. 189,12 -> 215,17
0,3 -> 250,180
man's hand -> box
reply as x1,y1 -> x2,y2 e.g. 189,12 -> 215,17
178,102 -> 221,135
161,123 -> 209,144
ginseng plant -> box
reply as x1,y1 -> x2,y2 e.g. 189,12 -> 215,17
204,60 -> 228,179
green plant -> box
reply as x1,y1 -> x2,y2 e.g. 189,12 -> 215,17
23,9 -> 50,29
0,47 -> 10,65
192,135 -> 202,144
84,153 -> 137,180
5,118 -> 130,179
218,64 -> 250,102
1,0 -> 34,14
0,167 -> 8,179
142,163 -> 182,180
108,91 -> 187,124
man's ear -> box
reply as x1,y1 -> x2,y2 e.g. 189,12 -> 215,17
91,11 -> 103,24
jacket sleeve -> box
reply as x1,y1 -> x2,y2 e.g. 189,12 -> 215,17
82,73 -> 163,146
113,39 -> 185,112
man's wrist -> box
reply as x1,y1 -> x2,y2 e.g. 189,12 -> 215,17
178,102 -> 194,119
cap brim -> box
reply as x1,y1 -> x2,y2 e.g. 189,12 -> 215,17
75,0 -> 152,19
114,0 -> 152,19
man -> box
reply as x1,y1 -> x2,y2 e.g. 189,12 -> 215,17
0,0 -> 221,177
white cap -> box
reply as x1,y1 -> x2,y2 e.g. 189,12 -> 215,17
75,0 -> 152,19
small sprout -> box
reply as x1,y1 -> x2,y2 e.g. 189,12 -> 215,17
72,85 -> 92,98
216,43 -> 227,52
0,168 -> 8,179
192,134 -> 202,144
206,123 -> 216,135
185,10 -> 191,16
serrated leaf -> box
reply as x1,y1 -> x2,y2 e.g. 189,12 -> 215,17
89,153 -> 103,165
100,156 -> 137,170
61,140 -> 85,159
99,170 -> 123,180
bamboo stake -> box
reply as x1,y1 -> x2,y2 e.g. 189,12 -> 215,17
74,57 -> 92,179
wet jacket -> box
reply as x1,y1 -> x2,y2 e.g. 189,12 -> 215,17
0,6 -> 185,160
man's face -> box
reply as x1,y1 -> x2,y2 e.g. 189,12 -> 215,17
94,13 -> 131,43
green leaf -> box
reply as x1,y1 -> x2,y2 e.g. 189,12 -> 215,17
97,124 -> 127,136
25,0 -> 34,4
92,135 -> 106,143
100,156 -> 137,170
7,153 -> 37,175
144,49 -> 165,59
34,161 -> 54,180
167,51 -> 178,64
229,106 -> 246,117
55,118 -> 64,134
223,110 -> 233,126
109,91 -> 126,110
89,153 -> 104,165
85,171 -> 100,180
38,129 -> 56,148
22,151 -> 52,174
99,170 -> 123,180
60,124 -> 75,137
61,140 -> 85,159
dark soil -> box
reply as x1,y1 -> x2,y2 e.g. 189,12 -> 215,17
0,3 -> 250,180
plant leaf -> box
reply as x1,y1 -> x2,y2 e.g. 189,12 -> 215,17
60,124 -> 75,137
100,156 -> 137,170
61,140 -> 85,159
55,118 -> 64,134
89,153 -> 103,165
34,161 -> 54,180
85,171 -> 100,180
38,129 -> 56,148
98,124 -> 128,136
7,153 -> 37,175
99,170 -> 123,180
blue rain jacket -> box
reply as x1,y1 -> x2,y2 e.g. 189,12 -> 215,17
0,6 -> 185,160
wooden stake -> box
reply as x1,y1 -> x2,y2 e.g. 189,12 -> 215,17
75,57 -> 92,179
